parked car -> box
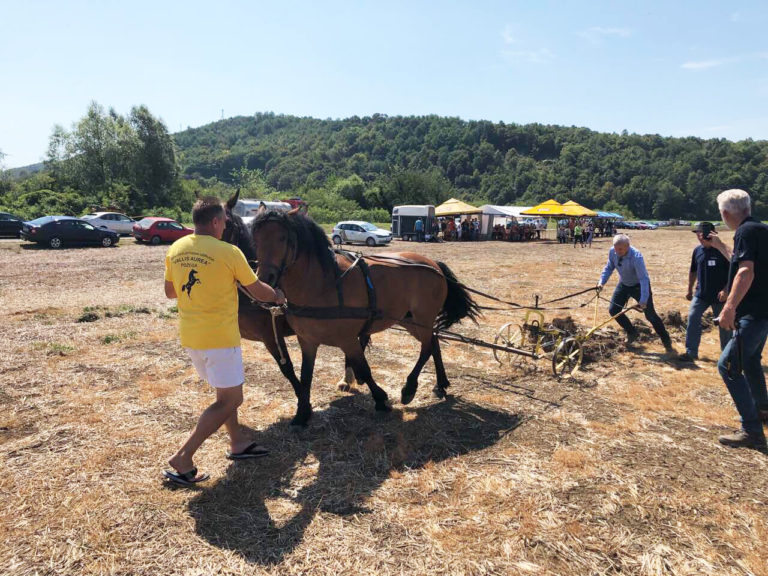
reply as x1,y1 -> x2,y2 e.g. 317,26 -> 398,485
20,216 -> 119,248
81,212 -> 135,235
0,211 -> 24,238
132,217 -> 193,244
634,221 -> 658,230
332,221 -> 392,246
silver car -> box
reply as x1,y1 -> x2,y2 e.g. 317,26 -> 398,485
332,221 -> 392,247
81,212 -> 135,235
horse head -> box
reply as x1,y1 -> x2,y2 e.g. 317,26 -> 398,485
251,210 -> 334,289
221,189 -> 257,262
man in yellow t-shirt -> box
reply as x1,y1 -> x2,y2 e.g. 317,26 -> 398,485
163,196 -> 285,487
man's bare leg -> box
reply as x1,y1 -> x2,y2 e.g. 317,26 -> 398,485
169,385 -> 243,473
223,408 -> 255,455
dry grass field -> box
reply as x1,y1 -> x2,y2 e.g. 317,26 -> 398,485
1,229 -> 767,576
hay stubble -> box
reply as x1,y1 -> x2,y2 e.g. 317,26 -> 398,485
1,231 -> 767,575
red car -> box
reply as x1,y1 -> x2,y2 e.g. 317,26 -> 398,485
132,217 -> 193,245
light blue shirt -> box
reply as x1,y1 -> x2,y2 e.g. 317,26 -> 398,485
599,245 -> 651,304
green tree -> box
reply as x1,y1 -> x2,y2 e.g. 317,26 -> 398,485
129,105 -> 179,208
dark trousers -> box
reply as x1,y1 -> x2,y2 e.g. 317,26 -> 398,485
609,282 -> 671,344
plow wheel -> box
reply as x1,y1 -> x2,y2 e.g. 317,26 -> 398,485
493,323 -> 526,366
552,337 -> 583,377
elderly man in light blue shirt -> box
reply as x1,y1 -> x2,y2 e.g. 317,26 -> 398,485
597,234 -> 673,350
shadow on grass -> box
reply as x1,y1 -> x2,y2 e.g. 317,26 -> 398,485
188,393 -> 522,566
632,348 -> 701,371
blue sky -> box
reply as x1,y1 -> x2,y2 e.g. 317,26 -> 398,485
2,0 -> 767,167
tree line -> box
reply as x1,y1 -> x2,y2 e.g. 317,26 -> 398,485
2,107 -> 767,222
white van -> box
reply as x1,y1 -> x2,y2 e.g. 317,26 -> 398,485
233,199 -> 292,218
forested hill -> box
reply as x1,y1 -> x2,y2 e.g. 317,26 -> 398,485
174,113 -> 768,219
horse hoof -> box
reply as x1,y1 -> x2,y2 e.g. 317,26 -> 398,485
401,390 -> 415,405
433,385 -> 447,399
290,407 -> 312,427
375,402 -> 392,413
337,380 -> 352,392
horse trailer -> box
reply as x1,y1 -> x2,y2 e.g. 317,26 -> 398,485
391,205 -> 435,241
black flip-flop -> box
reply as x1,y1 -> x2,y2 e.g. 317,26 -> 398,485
226,442 -> 270,460
163,467 -> 210,487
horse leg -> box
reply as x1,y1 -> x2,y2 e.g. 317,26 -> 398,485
261,334 -> 303,404
430,334 -> 451,399
292,339 -> 317,427
401,337 -> 433,405
338,333 -> 370,392
345,343 -> 390,413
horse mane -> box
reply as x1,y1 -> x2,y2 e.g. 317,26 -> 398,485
251,210 -> 335,275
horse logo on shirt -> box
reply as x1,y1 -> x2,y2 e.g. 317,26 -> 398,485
181,269 -> 201,298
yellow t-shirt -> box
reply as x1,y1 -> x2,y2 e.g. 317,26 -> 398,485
164,234 -> 257,349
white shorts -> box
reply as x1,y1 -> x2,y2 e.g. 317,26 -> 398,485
185,347 -> 244,389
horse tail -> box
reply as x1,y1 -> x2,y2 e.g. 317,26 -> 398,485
435,261 -> 481,331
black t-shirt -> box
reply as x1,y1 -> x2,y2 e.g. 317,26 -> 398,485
728,217 -> 768,318
690,245 -> 729,301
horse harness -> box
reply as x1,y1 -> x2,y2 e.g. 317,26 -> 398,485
240,249 -> 384,337
286,248 -> 382,337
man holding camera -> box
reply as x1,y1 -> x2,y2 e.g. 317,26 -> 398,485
714,189 -> 768,451
677,222 -> 731,363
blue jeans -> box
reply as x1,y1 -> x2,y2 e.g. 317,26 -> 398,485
717,315 -> 768,436
685,296 -> 731,358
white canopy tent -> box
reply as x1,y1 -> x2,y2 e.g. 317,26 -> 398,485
479,205 -> 532,236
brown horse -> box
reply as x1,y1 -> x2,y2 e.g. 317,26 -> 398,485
220,192 -> 360,425
251,210 -> 480,426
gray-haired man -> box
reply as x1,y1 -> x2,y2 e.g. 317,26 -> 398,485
714,189 -> 768,451
597,234 -> 674,352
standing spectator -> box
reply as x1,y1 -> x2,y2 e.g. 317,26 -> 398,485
585,221 -> 594,248
713,189 -> 768,451
414,217 -> 424,242
573,223 -> 584,247
596,234 -> 674,352
677,222 -> 731,363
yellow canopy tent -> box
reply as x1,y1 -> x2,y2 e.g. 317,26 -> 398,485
520,199 -> 565,216
435,198 -> 482,217
560,200 -> 597,217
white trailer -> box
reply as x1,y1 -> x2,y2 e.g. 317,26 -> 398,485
391,205 -> 435,241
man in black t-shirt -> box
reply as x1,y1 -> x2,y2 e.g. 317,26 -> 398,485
714,189 -> 768,452
678,222 -> 731,363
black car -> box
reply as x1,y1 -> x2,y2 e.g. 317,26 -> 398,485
0,212 -> 24,237
20,216 -> 120,248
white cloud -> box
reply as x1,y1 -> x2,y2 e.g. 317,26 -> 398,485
501,25 -> 516,45
501,48 -> 554,64
681,58 -> 732,70
578,26 -> 632,43
682,52 -> 768,71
